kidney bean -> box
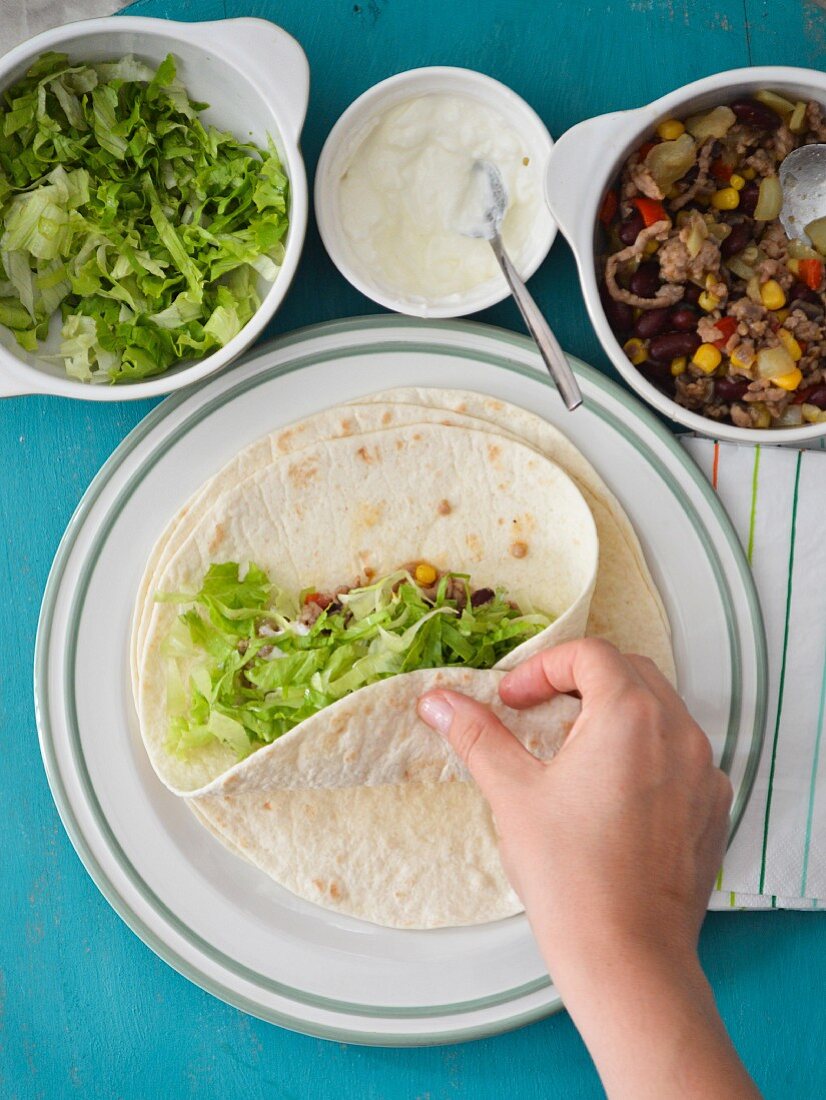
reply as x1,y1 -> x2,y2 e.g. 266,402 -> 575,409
804,385 -> 826,409
730,98 -> 782,132
618,209 -> 644,246
601,294 -> 634,333
738,182 -> 760,218
790,284 -> 822,306
721,219 -> 755,259
669,305 -> 700,331
638,361 -> 674,387
649,331 -> 701,361
714,377 -> 749,402
470,587 -> 494,607
634,307 -> 673,339
629,262 -> 661,298
683,282 -> 702,304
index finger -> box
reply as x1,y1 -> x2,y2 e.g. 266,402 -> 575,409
499,638 -> 637,709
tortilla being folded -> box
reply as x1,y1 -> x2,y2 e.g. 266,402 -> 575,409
131,391 -> 674,928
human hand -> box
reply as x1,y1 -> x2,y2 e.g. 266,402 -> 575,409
418,640 -> 756,1099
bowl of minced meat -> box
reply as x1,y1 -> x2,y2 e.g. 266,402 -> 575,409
597,88 -> 826,433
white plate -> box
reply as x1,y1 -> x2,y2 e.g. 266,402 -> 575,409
34,316 -> 767,1045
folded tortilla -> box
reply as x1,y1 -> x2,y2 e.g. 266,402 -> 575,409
131,391 -> 674,928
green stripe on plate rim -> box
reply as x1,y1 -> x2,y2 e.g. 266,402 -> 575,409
34,315 -> 768,1045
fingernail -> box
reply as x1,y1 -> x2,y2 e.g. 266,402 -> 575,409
417,694 -> 454,736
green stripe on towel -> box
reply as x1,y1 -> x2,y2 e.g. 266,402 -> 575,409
759,451 -> 802,895
800,626 -> 826,896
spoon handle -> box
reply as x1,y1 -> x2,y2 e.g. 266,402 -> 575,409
489,234 -> 583,411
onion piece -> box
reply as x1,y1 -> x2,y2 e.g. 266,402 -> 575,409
788,237 -> 822,260
685,106 -> 736,142
754,89 -> 795,118
802,403 -> 826,424
804,216 -> 826,256
754,176 -> 783,221
756,344 -> 796,379
727,255 -> 756,280
776,404 -> 803,427
789,100 -> 807,133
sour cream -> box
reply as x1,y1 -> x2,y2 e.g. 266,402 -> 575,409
335,93 -> 543,307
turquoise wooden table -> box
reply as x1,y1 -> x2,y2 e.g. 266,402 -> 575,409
3,0 -> 825,1096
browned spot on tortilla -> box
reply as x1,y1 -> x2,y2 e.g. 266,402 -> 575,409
312,878 -> 325,892
208,523 -> 226,554
395,439 -> 405,451
344,750 -> 358,764
276,427 -> 295,452
465,533 -> 483,560
223,794 -> 233,803
339,417 -> 355,434
381,410 -> 392,425
364,565 -> 376,580
357,501 -> 384,529
303,803 -> 317,820
413,432 -> 422,441
289,456 -> 319,487
223,773 -> 239,788
511,513 -> 537,536
437,499 -> 452,515
487,443 -> 501,463
487,399 -> 504,410
356,445 -> 372,463
510,540 -> 529,558
456,402 -> 467,413
329,881 -> 342,900
262,801 -> 272,810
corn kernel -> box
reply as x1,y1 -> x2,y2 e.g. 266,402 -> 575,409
742,167 -> 757,180
777,328 -> 803,361
787,258 -> 800,277
802,403 -> 826,424
730,348 -> 755,372
692,343 -> 723,373
670,356 -> 687,376
711,187 -> 740,210
698,291 -> 720,312
623,337 -> 648,365
657,118 -> 686,141
644,238 -> 660,255
773,367 -> 803,391
414,562 -> 438,586
729,173 -> 746,191
752,404 -> 772,428
760,279 -> 786,310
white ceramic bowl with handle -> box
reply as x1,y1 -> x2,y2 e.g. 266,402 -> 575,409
0,16 -> 309,401
545,66 -> 826,444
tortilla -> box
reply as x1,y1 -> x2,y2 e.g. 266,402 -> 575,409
137,420 -> 598,794
187,668 -> 581,928
131,392 -> 674,688
131,389 -> 675,928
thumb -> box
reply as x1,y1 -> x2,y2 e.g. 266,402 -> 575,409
417,689 -> 541,797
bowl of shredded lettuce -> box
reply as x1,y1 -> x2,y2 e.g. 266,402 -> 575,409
0,16 -> 308,399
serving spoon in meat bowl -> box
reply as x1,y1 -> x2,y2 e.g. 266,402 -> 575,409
457,160 -> 583,411
779,144 -> 826,245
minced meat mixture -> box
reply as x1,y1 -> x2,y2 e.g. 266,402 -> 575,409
600,94 -> 826,429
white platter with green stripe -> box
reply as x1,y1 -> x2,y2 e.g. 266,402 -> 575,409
34,317 -> 767,1045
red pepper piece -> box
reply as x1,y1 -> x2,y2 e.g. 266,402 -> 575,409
798,258 -> 823,291
713,316 -> 738,349
632,197 -> 668,228
710,158 -> 733,182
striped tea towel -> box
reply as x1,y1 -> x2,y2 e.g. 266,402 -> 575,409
682,437 -> 824,911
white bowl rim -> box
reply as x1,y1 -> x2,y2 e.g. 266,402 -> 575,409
0,15 -> 309,401
315,65 -> 557,319
545,64 -> 826,444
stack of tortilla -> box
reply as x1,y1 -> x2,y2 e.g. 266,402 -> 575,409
131,389 -> 674,928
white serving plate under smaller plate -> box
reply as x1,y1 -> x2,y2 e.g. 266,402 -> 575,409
35,316 -> 766,1045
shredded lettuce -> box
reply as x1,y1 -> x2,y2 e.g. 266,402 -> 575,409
0,52 -> 289,381
158,563 -> 552,760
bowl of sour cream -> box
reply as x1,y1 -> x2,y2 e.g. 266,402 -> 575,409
315,67 -> 555,318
